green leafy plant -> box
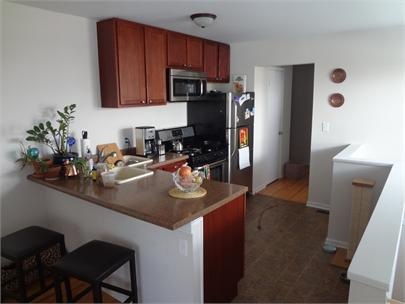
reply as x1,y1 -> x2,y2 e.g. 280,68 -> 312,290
25,104 -> 76,155
16,144 -> 49,173
74,158 -> 91,177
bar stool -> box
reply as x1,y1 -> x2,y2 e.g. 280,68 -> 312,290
52,240 -> 138,303
1,226 -> 66,302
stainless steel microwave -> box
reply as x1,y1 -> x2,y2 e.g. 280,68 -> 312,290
167,69 -> 207,102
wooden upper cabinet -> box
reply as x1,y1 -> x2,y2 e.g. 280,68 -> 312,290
204,40 -> 219,81
218,43 -> 230,83
167,31 -> 187,68
97,19 -> 146,107
186,36 -> 203,70
144,26 -> 167,105
117,21 -> 146,105
167,32 -> 203,71
202,41 -> 230,83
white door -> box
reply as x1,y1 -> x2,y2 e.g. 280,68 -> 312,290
265,67 -> 286,183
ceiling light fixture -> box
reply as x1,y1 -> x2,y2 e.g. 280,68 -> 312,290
190,13 -> 217,29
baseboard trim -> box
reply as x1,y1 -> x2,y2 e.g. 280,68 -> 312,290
307,201 -> 330,211
325,237 -> 349,249
252,183 -> 267,194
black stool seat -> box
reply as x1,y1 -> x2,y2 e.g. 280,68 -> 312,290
1,226 -> 64,260
53,240 -> 138,303
1,226 -> 66,302
53,240 -> 133,282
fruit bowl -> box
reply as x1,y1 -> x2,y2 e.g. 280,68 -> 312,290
172,169 -> 203,193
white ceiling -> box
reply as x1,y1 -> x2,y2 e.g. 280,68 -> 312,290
12,0 -> 405,43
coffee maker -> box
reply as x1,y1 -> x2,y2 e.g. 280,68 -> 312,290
134,126 -> 156,156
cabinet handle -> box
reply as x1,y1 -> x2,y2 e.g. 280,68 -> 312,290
183,64 -> 187,67
189,64 -> 192,67
142,100 -> 146,104
149,99 -> 152,104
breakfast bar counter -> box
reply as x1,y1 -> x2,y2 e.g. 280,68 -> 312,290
28,170 -> 247,302
28,170 -> 247,230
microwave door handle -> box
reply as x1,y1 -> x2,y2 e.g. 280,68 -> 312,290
200,80 -> 204,96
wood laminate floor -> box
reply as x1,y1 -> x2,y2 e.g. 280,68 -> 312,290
259,175 -> 309,204
4,277 -> 119,303
233,194 -> 349,303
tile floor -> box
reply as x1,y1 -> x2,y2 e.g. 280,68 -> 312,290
233,194 -> 350,303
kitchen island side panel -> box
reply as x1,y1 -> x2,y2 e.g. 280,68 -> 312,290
44,187 -> 203,303
203,194 -> 246,302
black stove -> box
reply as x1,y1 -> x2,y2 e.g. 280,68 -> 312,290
172,140 -> 227,168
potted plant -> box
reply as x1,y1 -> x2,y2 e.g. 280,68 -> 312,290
16,144 -> 61,179
25,104 -> 77,165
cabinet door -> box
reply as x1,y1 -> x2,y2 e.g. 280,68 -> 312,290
145,26 -> 167,105
218,43 -> 230,83
203,41 -> 219,81
167,31 -> 187,68
204,194 -> 245,302
157,160 -> 187,173
187,36 -> 203,70
117,20 -> 146,105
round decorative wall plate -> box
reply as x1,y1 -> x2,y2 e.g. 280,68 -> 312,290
331,68 -> 346,83
329,93 -> 344,107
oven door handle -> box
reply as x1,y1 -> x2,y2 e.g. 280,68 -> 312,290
194,159 -> 226,170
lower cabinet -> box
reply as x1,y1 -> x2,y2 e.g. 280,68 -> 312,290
156,160 -> 187,173
204,194 -> 245,302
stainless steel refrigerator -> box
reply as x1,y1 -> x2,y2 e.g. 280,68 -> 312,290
187,92 -> 255,192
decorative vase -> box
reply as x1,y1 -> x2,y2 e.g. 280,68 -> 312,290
52,152 -> 78,165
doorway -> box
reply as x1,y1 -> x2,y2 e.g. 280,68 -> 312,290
257,64 -> 314,204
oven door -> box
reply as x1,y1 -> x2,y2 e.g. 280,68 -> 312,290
195,159 -> 228,182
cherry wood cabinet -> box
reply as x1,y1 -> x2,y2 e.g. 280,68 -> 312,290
156,160 -> 187,173
186,36 -> 203,70
167,31 -> 187,68
167,32 -> 203,71
97,19 -> 166,107
203,40 -> 219,81
204,194 -> 245,302
144,26 -> 167,105
97,17 -> 230,108
218,43 -> 230,83
203,41 -> 230,83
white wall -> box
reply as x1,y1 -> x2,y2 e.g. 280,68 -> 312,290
1,2 -> 188,235
231,26 -> 404,208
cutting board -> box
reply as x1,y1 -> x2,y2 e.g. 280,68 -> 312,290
96,143 -> 123,165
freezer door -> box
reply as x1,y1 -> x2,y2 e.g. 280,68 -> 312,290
226,92 -> 255,128
227,127 -> 254,192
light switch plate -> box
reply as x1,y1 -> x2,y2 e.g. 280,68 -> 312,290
322,121 -> 330,133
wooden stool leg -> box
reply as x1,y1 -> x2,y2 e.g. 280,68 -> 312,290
129,256 -> 138,303
64,277 -> 73,302
16,260 -> 27,302
59,237 -> 67,256
92,283 -> 103,303
36,252 -> 46,290
54,275 -> 63,303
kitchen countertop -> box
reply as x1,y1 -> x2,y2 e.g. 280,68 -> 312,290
28,170 -> 247,230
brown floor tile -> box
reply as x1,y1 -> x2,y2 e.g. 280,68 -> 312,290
232,196 -> 349,303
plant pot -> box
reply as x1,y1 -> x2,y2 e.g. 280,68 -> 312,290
32,159 -> 53,178
43,165 -> 62,180
52,153 -> 78,165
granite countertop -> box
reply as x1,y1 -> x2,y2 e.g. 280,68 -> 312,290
28,170 -> 247,230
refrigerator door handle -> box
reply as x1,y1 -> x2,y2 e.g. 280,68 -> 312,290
231,129 -> 238,157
